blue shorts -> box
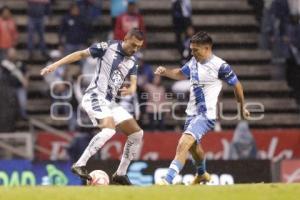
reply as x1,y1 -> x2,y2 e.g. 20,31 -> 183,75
183,115 -> 216,143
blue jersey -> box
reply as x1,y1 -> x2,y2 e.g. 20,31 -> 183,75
181,55 -> 238,119
85,40 -> 138,101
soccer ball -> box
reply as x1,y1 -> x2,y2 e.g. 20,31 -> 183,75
87,170 -> 110,186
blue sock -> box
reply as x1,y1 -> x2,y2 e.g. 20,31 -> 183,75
165,160 -> 183,184
196,158 -> 206,175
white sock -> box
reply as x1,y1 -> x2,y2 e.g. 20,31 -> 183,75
116,130 -> 143,176
75,128 -> 116,167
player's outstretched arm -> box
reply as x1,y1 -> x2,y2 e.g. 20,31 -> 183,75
154,66 -> 186,80
40,49 -> 90,76
233,81 -> 250,120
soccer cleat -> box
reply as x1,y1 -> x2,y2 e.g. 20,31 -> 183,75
71,164 -> 92,181
111,173 -> 132,185
156,178 -> 170,185
191,172 -> 211,185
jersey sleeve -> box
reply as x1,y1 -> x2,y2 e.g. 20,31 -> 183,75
218,63 -> 238,86
180,59 -> 192,78
88,42 -> 108,58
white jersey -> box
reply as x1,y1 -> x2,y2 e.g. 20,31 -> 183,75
180,55 -> 238,119
85,40 -> 138,101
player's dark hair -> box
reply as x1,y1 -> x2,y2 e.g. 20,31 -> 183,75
127,28 -> 144,41
190,31 -> 213,46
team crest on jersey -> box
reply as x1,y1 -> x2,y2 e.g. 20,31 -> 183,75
111,70 -> 123,86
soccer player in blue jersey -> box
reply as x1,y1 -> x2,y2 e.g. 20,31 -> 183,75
41,29 -> 145,185
155,31 -> 250,185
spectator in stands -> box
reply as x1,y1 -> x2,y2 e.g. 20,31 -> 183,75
285,0 -> 300,49
44,50 -> 65,91
0,6 -> 18,60
1,48 -> 28,120
259,0 -> 276,49
248,0 -> 264,24
263,0 -> 289,80
136,52 -> 153,121
171,0 -> 192,54
76,0 -> 102,25
269,0 -> 290,60
144,75 -> 168,131
111,0 -> 128,28
181,25 -> 194,64
44,50 -> 70,116
0,61 -> 18,132
59,3 -> 90,56
67,129 -> 94,185
229,121 -> 258,160
284,0 -> 300,104
114,0 -> 146,43
69,70 -> 83,131
68,129 -> 94,164
137,52 -> 153,87
27,0 -> 50,59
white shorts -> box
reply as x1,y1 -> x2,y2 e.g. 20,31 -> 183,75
81,93 -> 133,126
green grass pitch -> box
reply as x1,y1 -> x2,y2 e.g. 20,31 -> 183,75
1,184 -> 299,200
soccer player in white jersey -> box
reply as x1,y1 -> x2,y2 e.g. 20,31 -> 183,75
155,31 -> 250,185
40,29 -> 145,185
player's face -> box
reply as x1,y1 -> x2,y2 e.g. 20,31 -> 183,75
123,36 -> 144,56
190,43 -> 211,61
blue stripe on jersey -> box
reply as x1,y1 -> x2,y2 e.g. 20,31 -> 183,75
218,63 -> 238,86
85,41 -> 111,93
193,87 -> 207,113
105,43 -> 124,101
91,93 -> 102,112
106,85 -> 113,101
180,64 -> 190,78
191,63 -> 207,114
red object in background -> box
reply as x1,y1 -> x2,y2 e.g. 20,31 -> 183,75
36,129 -> 300,161
203,130 -> 300,161
281,160 -> 300,183
36,132 -> 70,160
0,17 -> 18,49
114,13 -> 146,43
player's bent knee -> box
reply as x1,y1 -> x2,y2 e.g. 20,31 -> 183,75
129,129 -> 143,142
99,117 -> 115,129
101,128 -> 116,137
